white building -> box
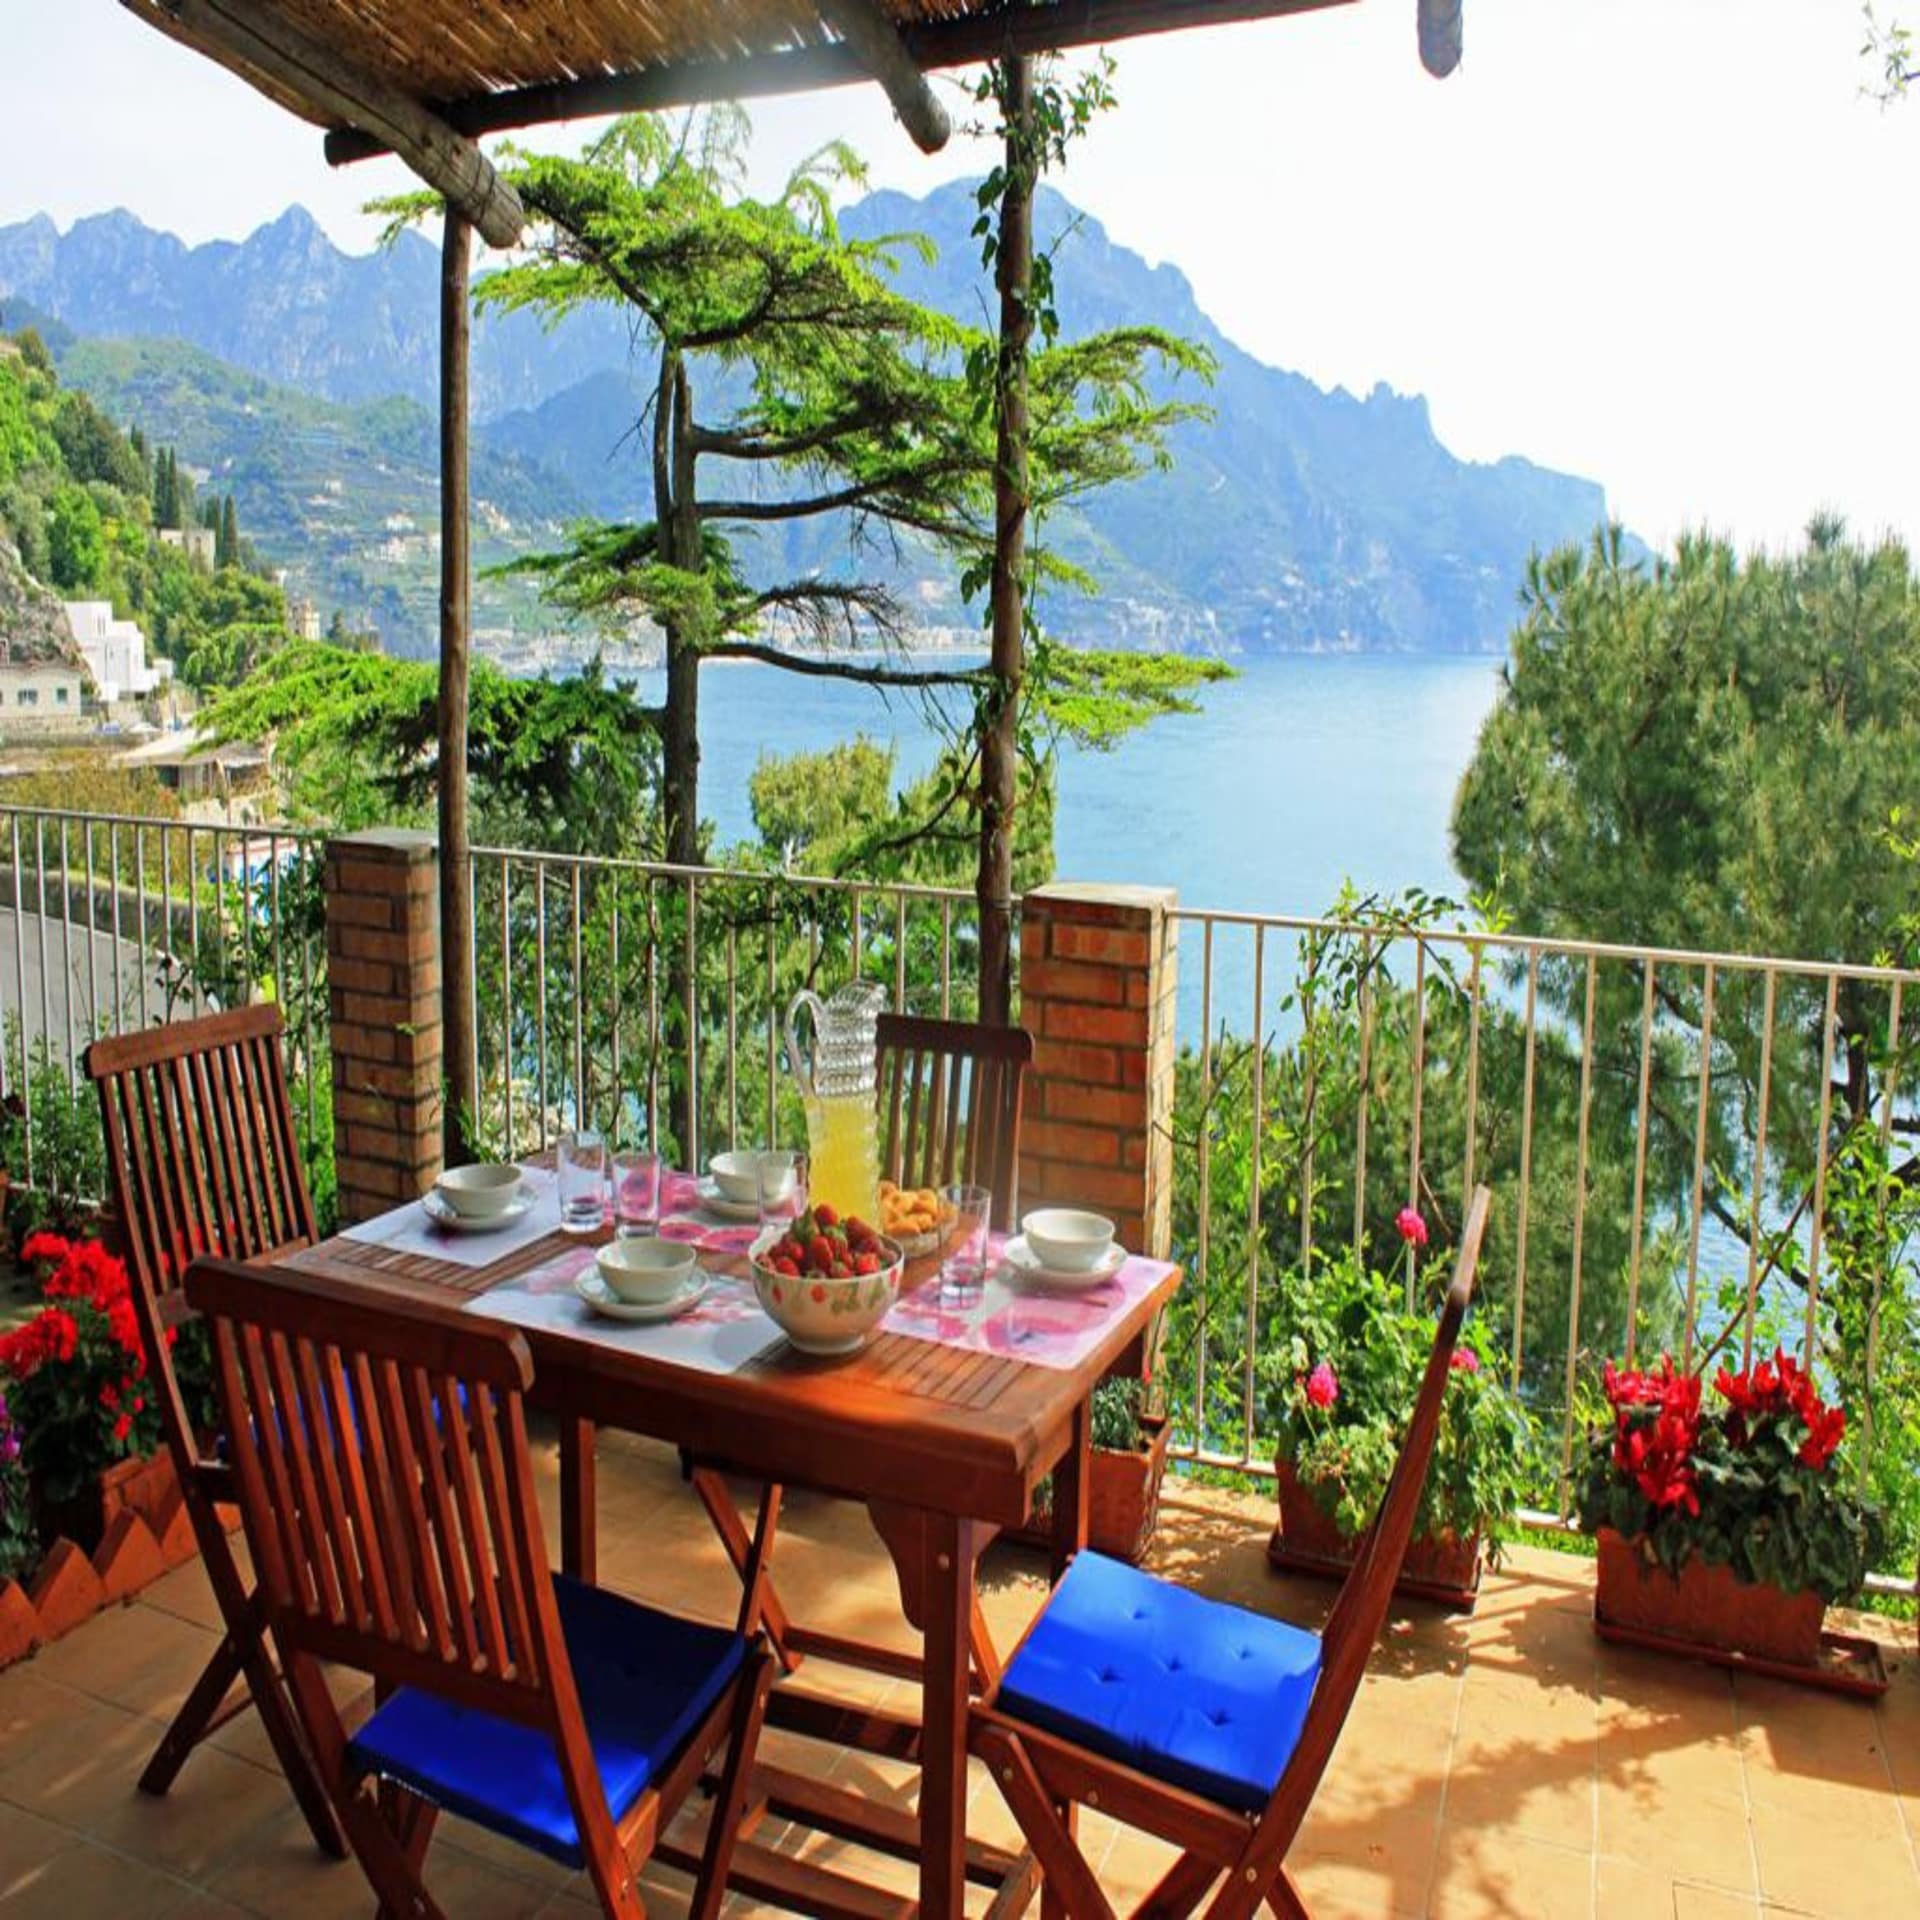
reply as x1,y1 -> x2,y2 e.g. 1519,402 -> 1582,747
158,526 -> 216,570
0,658 -> 87,733
63,600 -> 175,704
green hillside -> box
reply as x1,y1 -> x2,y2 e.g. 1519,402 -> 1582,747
55,335 -> 588,658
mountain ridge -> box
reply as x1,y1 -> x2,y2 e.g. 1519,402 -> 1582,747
0,189 -> 1614,655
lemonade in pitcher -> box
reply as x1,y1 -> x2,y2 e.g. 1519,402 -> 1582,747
784,983 -> 886,1223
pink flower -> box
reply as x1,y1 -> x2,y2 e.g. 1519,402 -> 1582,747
1450,1349 -> 1481,1374
1395,1207 -> 1429,1249
1305,1361 -> 1339,1409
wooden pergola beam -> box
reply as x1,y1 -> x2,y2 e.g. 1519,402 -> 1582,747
817,0 -> 950,152
122,0 -> 525,247
326,0 -> 1355,166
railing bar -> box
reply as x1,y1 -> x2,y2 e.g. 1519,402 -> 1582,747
894,895 -> 907,1014
269,834 -> 286,1030
1625,960 -> 1657,1364
609,877 -> 623,1138
83,819 -> 98,1045
1298,937 -> 1315,1275
57,817 -> 75,1087
1511,950 -> 1540,1388
1193,917 -> 1213,1456
134,821 -> 149,1031
301,920 -> 317,1167
726,918 -> 739,1145
646,879 -> 661,1156
35,818 -> 52,1087
1682,962 -> 1717,1370
183,823 -> 198,1006
1352,934 -> 1373,1261
1862,979 -> 1904,1482
940,897 -> 953,1019
1740,969 -> 1778,1371
571,864 -> 586,1127
1803,974 -> 1839,1369
109,823 -> 123,1036
534,861 -> 550,1150
765,899 -> 777,1149
7,816 -> 24,1178
1243,923 -> 1265,1463
685,876 -> 700,1165
1406,934 -> 1426,1305
466,851 -> 481,1144
851,886 -> 862,981
1558,954 -> 1599,1510
501,857 -> 516,1164
1462,944 -> 1482,1205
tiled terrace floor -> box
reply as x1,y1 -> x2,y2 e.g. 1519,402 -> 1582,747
1,1430 -> 1915,1918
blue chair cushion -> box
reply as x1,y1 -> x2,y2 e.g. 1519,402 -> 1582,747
996,1551 -> 1321,1815
346,1575 -> 746,1867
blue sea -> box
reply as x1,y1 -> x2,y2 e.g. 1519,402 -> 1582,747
656,650 -> 1505,1036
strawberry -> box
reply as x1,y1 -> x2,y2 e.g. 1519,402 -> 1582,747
814,1203 -> 839,1228
807,1234 -> 836,1273
830,1262 -> 851,1280
853,1250 -> 880,1277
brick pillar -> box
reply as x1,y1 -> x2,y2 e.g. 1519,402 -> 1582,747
1017,883 -> 1178,1259
324,829 -> 444,1226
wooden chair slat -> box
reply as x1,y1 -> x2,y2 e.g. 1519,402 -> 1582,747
470,1381 -> 538,1688
351,1349 -> 422,1649
265,1326 -> 345,1626
436,1369 -> 511,1676
294,1335 -> 370,1631
375,1357 -> 457,1664
322,1342 -> 395,1640
873,1016 -> 1032,1215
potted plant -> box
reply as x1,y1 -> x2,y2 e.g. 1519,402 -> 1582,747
0,1388 -> 34,1586
1576,1348 -> 1883,1670
0,1231 -> 173,1554
1261,1210 -> 1532,1609
1012,1377 -> 1174,1564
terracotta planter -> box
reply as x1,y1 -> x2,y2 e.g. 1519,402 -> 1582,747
1267,1458 -> 1483,1610
33,1450 -> 179,1558
1012,1415 -> 1173,1564
1593,1528 -> 1825,1667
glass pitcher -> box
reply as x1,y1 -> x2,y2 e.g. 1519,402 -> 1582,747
784,981 -> 887,1224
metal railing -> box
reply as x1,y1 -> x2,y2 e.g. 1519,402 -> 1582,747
0,805 -> 330,1196
462,844 -> 990,1167
1165,902 -> 1920,1581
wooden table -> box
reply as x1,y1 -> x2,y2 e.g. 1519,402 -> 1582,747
282,1206 -> 1179,1918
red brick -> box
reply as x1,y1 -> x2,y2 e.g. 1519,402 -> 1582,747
93,1510 -> 167,1603
1043,1081 -> 1148,1130
1022,957 -> 1128,1006
330,955 -> 397,997
1049,923 -> 1152,967
345,1122 -> 406,1162
1046,1002 -> 1151,1048
323,891 -> 396,930
1023,1162 -> 1146,1212
28,1538 -> 105,1641
1034,1039 -> 1120,1087
0,1581 -> 41,1668
1023,1119 -> 1121,1168
333,923 -> 440,966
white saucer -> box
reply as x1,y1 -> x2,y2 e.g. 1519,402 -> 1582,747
573,1272 -> 709,1324
1002,1235 -> 1125,1292
696,1179 -> 763,1222
423,1185 -> 534,1233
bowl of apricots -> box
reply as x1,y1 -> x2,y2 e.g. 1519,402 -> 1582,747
877,1180 -> 958,1257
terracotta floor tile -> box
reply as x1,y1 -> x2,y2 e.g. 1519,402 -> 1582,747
1595,1777 -> 1755,1896
1594,1851 -> 1681,1916
0,1835 -> 202,1917
1429,1827 -> 1595,1920
1749,1800 -> 1920,1919
1288,1846 -> 1428,1920
1670,1884 -> 1765,1918
31,1601 -> 226,1720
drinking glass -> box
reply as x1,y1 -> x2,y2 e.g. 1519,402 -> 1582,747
756,1149 -> 805,1232
611,1147 -> 661,1239
939,1183 -> 992,1305
557,1127 -> 607,1235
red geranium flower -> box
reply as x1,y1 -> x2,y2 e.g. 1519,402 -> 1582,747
1395,1207 -> 1429,1249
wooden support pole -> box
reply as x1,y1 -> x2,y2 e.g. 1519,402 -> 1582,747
439,209 -> 478,1165
816,0 -> 950,152
977,55 -> 1034,1029
121,0 -> 524,247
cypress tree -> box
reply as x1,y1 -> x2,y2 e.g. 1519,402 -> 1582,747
218,495 -> 239,569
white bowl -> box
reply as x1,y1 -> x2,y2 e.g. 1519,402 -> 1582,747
433,1163 -> 524,1220
750,1233 -> 903,1355
710,1149 -> 790,1207
595,1236 -> 700,1305
1021,1208 -> 1117,1274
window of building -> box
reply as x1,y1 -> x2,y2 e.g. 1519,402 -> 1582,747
19,689 -> 38,708
55,687 -> 69,705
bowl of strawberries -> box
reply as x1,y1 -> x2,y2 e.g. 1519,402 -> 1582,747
750,1203 -> 904,1355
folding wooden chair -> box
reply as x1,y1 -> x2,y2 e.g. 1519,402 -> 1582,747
85,1005 -> 342,1855
876,1013 -> 1034,1210
970,1186 -> 1494,1920
185,1256 -> 775,1920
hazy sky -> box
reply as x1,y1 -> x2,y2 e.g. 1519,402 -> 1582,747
2,1 -> 1914,553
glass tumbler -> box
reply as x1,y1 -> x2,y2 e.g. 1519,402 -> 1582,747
611,1147 -> 661,1239
557,1127 -> 607,1235
939,1183 -> 992,1305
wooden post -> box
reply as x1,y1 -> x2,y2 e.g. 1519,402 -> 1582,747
977,54 -> 1034,1028
439,208 -> 477,1165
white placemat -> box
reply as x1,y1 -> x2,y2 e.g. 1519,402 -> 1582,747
342,1165 -> 559,1267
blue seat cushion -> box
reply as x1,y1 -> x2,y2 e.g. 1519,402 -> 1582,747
996,1552 -> 1321,1814
346,1576 -> 746,1867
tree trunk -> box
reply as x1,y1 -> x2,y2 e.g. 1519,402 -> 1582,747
978,54 -> 1034,1028
438,207 -> 477,1164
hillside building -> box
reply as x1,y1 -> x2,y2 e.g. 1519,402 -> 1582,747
63,600 -> 175,704
0,655 -> 87,734
158,526 -> 216,570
